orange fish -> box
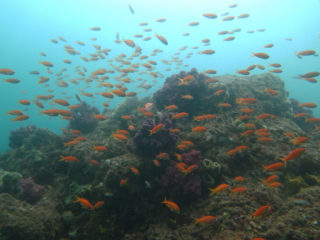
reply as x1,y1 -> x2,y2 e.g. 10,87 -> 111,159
253,205 -> 272,218
209,184 -> 230,195
227,146 -> 248,155
3,78 -> 20,84
64,140 -> 79,146
7,110 -> 23,115
200,50 -> 215,55
52,99 -> 70,106
235,176 -> 244,182
149,124 -> 164,135
112,133 -> 129,141
172,112 -> 188,119
256,113 -> 276,120
153,159 -> 160,166
281,148 -> 306,163
155,34 -> 168,45
161,197 -> 180,213
120,179 -> 127,187
300,102 -> 317,108
19,99 -> 31,105
12,115 -> 29,121
237,70 -> 250,75
251,52 -> 269,59
291,136 -> 308,145
93,201 -> 104,209
130,167 -> 140,175
94,146 -> 108,152
219,103 -> 231,107
230,186 -> 247,194
181,95 -> 194,100
296,50 -> 317,59
41,109 -> 59,116
214,89 -> 225,95
60,156 -> 79,162
123,39 -> 135,48
267,182 -> 282,188
263,162 -> 284,172
294,113 -> 307,118
305,117 -> 320,123
156,152 -> 169,160
39,61 -> 54,67
264,89 -> 278,95
74,196 -> 94,210
236,98 -> 257,104
192,126 -> 207,132
94,114 -> 106,120
112,90 -> 126,97
165,105 -> 178,111
203,13 -> 218,19
194,215 -> 216,225
262,175 -> 279,184
0,68 -> 15,75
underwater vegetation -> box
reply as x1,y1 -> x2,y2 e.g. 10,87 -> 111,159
1,69 -> 320,240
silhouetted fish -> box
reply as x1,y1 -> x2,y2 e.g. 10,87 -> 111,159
128,4 -> 135,14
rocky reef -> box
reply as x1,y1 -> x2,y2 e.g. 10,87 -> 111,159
0,70 -> 320,240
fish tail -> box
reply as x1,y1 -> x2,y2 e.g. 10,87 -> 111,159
73,195 -> 80,203
281,158 -> 287,167
59,155 -> 65,162
250,52 -> 255,57
161,196 -> 167,204
295,52 -> 302,59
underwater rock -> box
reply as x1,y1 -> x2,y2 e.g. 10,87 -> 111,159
17,177 -> 44,203
133,113 -> 178,157
0,128 -> 63,184
0,169 -> 22,194
0,192 -> 62,240
8,125 -> 37,148
153,68 -> 209,114
69,101 -> 99,133
158,150 -> 202,201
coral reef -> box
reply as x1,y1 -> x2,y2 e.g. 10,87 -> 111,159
0,71 -> 320,240
8,126 -> 37,148
17,177 -> 44,203
158,150 -> 202,201
153,68 -> 209,114
69,100 -> 100,133
0,192 -> 62,240
133,113 -> 178,157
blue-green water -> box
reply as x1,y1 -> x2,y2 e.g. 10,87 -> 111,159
0,0 -> 319,153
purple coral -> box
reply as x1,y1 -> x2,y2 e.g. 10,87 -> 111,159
69,100 -> 99,133
157,150 -> 202,202
153,68 -> 208,114
9,126 -> 37,148
133,114 -> 178,157
17,177 -> 44,203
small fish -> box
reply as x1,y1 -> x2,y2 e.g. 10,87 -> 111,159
60,156 -> 79,163
128,4 -> 135,14
149,124 -> 164,135
155,34 -> 168,45
253,205 -> 272,218
194,215 -> 216,225
227,146 -> 248,155
94,146 -> 108,152
161,197 -> 180,213
263,162 -> 284,172
74,196 -> 94,210
251,52 -> 269,59
209,184 -> 230,195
